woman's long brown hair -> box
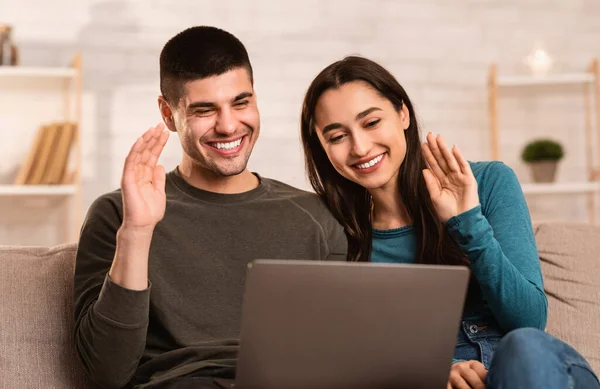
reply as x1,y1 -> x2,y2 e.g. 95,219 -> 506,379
301,56 -> 467,266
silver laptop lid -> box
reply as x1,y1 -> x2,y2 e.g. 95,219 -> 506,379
236,260 -> 470,389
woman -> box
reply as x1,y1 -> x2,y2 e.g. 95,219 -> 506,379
300,55 -> 599,389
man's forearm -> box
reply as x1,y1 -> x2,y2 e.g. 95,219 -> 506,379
75,274 -> 151,388
109,226 -> 154,290
74,226 -> 155,387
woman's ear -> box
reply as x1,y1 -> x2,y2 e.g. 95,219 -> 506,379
158,96 -> 178,132
399,102 -> 410,130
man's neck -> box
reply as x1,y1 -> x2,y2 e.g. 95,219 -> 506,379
178,160 -> 259,194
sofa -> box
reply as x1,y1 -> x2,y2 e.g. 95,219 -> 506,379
0,222 -> 599,388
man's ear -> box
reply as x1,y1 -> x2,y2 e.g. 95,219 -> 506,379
158,96 -> 178,132
400,102 -> 410,130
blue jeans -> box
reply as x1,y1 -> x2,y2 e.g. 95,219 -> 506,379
454,319 -> 504,369
486,328 -> 600,389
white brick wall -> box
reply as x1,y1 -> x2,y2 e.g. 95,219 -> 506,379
1,0 -> 600,245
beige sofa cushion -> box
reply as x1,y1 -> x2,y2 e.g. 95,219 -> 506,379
535,222 -> 600,374
0,244 -> 98,389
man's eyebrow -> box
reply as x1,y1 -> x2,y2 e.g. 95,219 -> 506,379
233,92 -> 253,102
187,92 -> 254,110
187,101 -> 215,110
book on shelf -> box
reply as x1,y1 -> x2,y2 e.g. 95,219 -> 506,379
13,121 -> 77,185
43,122 -> 75,184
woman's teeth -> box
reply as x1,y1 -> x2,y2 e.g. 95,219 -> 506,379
356,154 -> 383,169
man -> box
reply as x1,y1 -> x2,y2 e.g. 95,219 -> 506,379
73,26 -> 348,389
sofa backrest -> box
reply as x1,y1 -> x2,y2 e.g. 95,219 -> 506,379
535,222 -> 600,374
0,244 -> 99,389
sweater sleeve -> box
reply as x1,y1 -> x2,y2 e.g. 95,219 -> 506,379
325,214 -> 349,262
445,162 -> 548,332
73,193 -> 150,389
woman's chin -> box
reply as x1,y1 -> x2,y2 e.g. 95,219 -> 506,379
350,175 -> 393,191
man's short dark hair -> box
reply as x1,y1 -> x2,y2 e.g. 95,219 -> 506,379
160,26 -> 253,105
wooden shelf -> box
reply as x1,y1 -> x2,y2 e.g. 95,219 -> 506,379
521,182 -> 600,195
489,59 -> 600,224
497,73 -> 594,87
0,66 -> 77,79
0,185 -> 77,196
0,53 -> 82,245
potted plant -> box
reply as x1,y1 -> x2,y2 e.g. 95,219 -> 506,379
521,138 -> 564,183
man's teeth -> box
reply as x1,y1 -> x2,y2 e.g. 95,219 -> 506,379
356,154 -> 383,169
213,138 -> 242,150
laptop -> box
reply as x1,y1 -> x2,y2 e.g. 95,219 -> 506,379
234,259 -> 470,389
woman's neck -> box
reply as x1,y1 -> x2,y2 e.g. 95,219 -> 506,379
370,186 -> 411,230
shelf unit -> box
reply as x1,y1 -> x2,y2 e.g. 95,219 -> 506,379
0,185 -> 77,196
496,73 -> 595,87
521,182 -> 600,195
0,67 -> 77,78
0,54 -> 82,243
488,59 -> 600,224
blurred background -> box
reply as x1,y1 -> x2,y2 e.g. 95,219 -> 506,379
1,0 -> 599,246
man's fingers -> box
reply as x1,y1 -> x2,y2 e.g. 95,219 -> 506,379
146,131 -> 170,167
123,136 -> 143,176
122,124 -> 167,186
152,165 -> 166,192
154,122 -> 165,132
152,131 -> 170,157
140,127 -> 169,165
141,125 -> 159,142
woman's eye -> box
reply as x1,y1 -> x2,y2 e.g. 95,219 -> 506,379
330,134 -> 346,143
365,119 -> 381,128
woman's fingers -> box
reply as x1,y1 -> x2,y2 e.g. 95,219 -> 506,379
422,168 -> 442,198
449,361 -> 486,389
436,135 -> 460,173
426,132 -> 451,174
422,141 -> 446,181
469,360 -> 488,381
452,144 -> 473,176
